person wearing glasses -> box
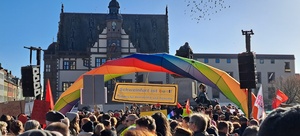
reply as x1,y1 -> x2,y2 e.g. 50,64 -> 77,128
188,113 -> 210,136
120,114 -> 139,136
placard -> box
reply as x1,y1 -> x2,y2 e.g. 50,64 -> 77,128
139,110 -> 167,117
31,100 -> 50,125
112,83 -> 178,105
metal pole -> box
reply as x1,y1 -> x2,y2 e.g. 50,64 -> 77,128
247,88 -> 252,118
241,30 -> 255,119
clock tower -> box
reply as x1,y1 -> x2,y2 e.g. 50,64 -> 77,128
106,0 -> 123,60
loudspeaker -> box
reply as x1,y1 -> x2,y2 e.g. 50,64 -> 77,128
21,65 -> 41,97
238,52 -> 257,89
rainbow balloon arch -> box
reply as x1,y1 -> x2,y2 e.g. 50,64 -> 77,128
54,53 -> 255,117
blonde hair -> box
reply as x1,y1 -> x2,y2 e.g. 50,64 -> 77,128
94,123 -> 105,135
124,129 -> 156,136
0,121 -> 7,130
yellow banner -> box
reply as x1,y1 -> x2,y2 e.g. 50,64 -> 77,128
112,83 -> 178,105
140,110 -> 168,117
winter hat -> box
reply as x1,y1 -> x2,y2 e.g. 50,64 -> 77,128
66,112 -> 78,122
82,121 -> 94,132
46,111 -> 65,122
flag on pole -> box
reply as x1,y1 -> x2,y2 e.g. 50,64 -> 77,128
45,79 -> 54,110
253,85 -> 265,120
167,110 -> 175,119
272,89 -> 288,109
177,102 -> 182,109
186,99 -> 191,115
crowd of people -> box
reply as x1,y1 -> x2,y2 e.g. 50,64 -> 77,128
0,102 -> 300,136
0,83 -> 300,136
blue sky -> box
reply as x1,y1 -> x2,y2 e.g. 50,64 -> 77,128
1,0 -> 300,79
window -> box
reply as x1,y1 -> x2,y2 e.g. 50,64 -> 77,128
63,61 -> 76,70
45,64 -> 51,72
257,72 -> 261,84
226,58 -> 231,63
226,71 -> 233,77
212,88 -> 219,99
204,58 -> 209,63
271,59 -> 275,64
83,59 -> 89,67
95,58 -> 106,67
62,82 -> 73,91
215,58 -> 220,63
285,62 -> 291,72
268,72 -> 275,83
259,59 -> 264,64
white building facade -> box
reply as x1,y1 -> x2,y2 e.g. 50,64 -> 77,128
193,53 -> 295,109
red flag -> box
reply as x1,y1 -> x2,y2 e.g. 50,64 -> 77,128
45,79 -> 54,110
177,102 -> 182,109
272,89 -> 288,109
186,99 -> 191,114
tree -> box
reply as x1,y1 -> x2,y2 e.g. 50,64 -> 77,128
273,75 -> 300,104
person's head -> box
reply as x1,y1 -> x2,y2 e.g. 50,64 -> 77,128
151,112 -> 171,136
169,120 -> 179,134
249,119 -> 259,126
174,127 -> 193,136
103,120 -> 111,130
0,121 -> 8,136
214,104 -> 221,111
181,116 -> 190,129
10,120 -> 24,135
0,114 -> 12,134
19,129 -> 63,136
100,129 -> 115,136
89,114 -> 98,122
110,117 -> 117,127
126,114 -> 139,127
60,117 -> 70,127
81,121 -> 94,133
80,117 -> 91,128
217,121 -> 229,134
65,112 -> 79,123
45,111 -> 65,126
199,83 -> 206,92
212,114 -> 219,122
45,122 -> 70,136
242,125 -> 259,136
102,113 -> 111,122
239,116 -> 249,126
135,116 -> 156,133
124,128 -> 156,136
188,113 -> 208,132
94,123 -> 105,136
24,120 -> 40,131
66,112 -> 80,134
120,115 -> 127,125
227,121 -> 234,134
258,105 -> 300,136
